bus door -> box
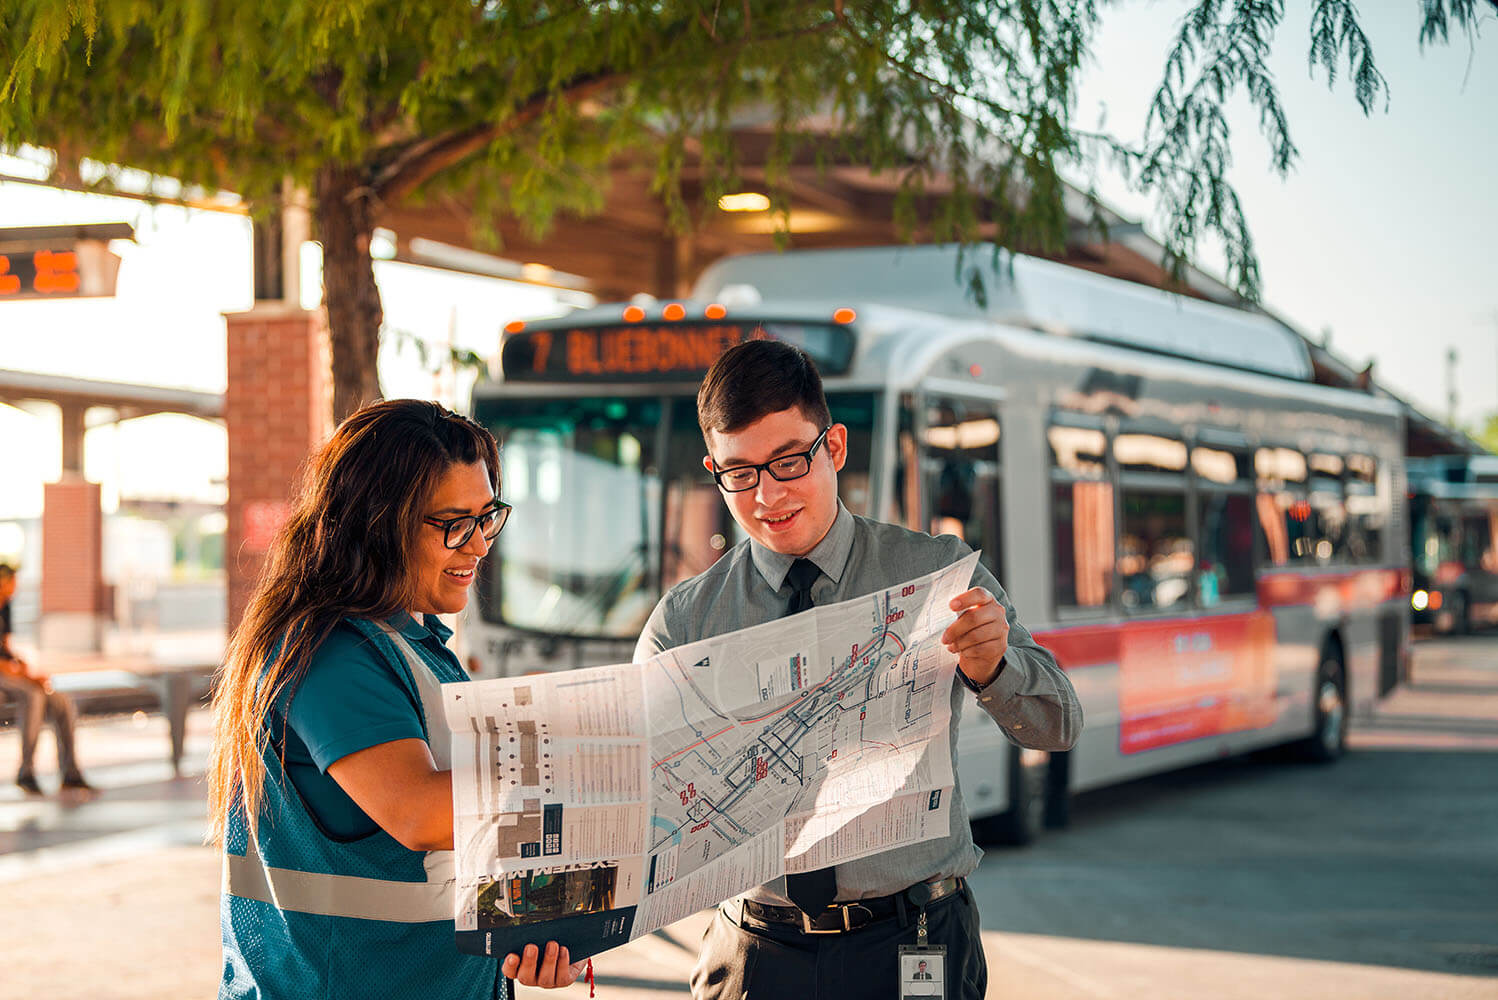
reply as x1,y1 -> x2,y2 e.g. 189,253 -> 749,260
908,393 -> 1004,582
1459,501 -> 1498,620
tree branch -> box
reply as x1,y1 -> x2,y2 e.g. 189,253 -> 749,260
370,71 -> 629,204
370,11 -> 846,207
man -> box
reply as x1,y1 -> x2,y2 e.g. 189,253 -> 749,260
0,564 -> 92,795
635,340 -> 1082,999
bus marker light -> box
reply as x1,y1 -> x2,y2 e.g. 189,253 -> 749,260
833,307 -> 857,324
662,302 -> 686,321
504,320 -> 525,334
1428,590 -> 1443,611
623,305 -> 646,322
969,364 -> 983,378
704,303 -> 727,320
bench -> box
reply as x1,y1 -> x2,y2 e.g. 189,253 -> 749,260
0,666 -> 214,775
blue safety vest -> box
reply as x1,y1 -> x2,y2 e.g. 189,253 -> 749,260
220,618 -> 501,1000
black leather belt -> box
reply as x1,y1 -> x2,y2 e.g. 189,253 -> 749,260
732,876 -> 963,935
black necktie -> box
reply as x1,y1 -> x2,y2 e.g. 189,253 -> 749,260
781,558 -> 838,914
785,557 -> 820,616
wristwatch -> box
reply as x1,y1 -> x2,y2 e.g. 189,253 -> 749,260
957,656 -> 1005,694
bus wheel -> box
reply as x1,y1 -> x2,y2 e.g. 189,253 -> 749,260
1298,651 -> 1347,764
973,746 -> 1047,846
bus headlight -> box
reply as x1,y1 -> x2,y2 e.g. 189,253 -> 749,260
1411,590 -> 1429,612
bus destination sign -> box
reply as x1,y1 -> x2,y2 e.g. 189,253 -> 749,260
500,321 -> 854,382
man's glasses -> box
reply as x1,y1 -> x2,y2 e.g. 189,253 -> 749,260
711,427 -> 831,493
424,500 -> 512,550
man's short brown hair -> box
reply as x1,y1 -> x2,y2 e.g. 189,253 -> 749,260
0,564 -> 15,583
697,339 -> 832,438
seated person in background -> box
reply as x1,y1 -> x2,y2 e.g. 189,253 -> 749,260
0,563 -> 93,796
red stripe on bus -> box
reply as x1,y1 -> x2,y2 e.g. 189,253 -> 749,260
1030,625 -> 1120,667
1037,612 -> 1280,754
1255,567 -> 1403,609
1032,566 -> 1404,670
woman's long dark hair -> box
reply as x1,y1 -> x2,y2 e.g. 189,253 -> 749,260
207,399 -> 500,844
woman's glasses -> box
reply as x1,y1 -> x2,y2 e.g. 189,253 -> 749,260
424,501 -> 512,550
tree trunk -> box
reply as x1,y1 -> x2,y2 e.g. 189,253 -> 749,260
315,164 -> 383,423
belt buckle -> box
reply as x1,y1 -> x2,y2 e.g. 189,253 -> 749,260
800,908 -> 843,934
800,902 -> 873,934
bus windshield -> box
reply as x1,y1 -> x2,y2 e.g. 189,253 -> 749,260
473,391 -> 876,639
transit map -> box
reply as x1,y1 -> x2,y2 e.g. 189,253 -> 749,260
444,552 -> 977,961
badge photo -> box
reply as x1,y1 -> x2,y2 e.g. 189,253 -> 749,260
897,946 -> 946,999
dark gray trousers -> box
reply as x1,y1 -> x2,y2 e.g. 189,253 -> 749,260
0,672 -> 81,780
691,888 -> 988,1000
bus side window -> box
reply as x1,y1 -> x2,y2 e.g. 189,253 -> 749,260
828,392 -> 877,518
1049,423 -> 1113,612
1191,444 -> 1255,605
1308,452 -> 1348,565
1256,447 -> 1308,567
1463,513 -> 1494,571
922,398 -> 1002,580
1116,432 -> 1191,612
894,399 -> 922,532
1345,454 -> 1380,565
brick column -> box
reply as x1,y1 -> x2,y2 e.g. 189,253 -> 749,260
39,475 -> 107,651
225,304 -> 331,629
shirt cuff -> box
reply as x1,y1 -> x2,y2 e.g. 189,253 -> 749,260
958,656 -> 1004,694
974,655 -> 1029,723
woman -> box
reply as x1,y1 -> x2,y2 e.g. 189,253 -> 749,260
209,399 -> 582,998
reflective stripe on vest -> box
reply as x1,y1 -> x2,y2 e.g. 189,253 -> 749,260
223,618 -> 458,923
223,832 -> 451,923
373,619 -> 454,771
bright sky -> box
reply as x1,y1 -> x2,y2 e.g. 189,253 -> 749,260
0,1 -> 1493,529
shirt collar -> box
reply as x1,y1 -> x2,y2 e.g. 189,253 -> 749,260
388,611 -> 453,643
750,502 -> 854,592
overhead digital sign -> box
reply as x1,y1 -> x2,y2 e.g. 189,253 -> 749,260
0,249 -> 84,299
0,224 -> 130,300
500,321 -> 855,382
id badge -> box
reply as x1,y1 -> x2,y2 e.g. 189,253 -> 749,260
897,944 -> 947,1000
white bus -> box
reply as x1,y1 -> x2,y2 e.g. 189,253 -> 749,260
463,244 -> 1410,844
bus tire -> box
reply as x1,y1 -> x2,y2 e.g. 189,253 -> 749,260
1297,648 -> 1347,764
972,745 -> 1047,846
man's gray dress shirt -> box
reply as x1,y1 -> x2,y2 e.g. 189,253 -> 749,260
634,504 -> 1083,904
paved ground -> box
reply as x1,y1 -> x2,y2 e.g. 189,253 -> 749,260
2,634 -> 1495,999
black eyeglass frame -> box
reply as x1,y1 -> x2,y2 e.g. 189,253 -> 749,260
424,500 -> 512,550
710,426 -> 832,493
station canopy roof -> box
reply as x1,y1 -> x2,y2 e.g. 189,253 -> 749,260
374,121 -> 1245,307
